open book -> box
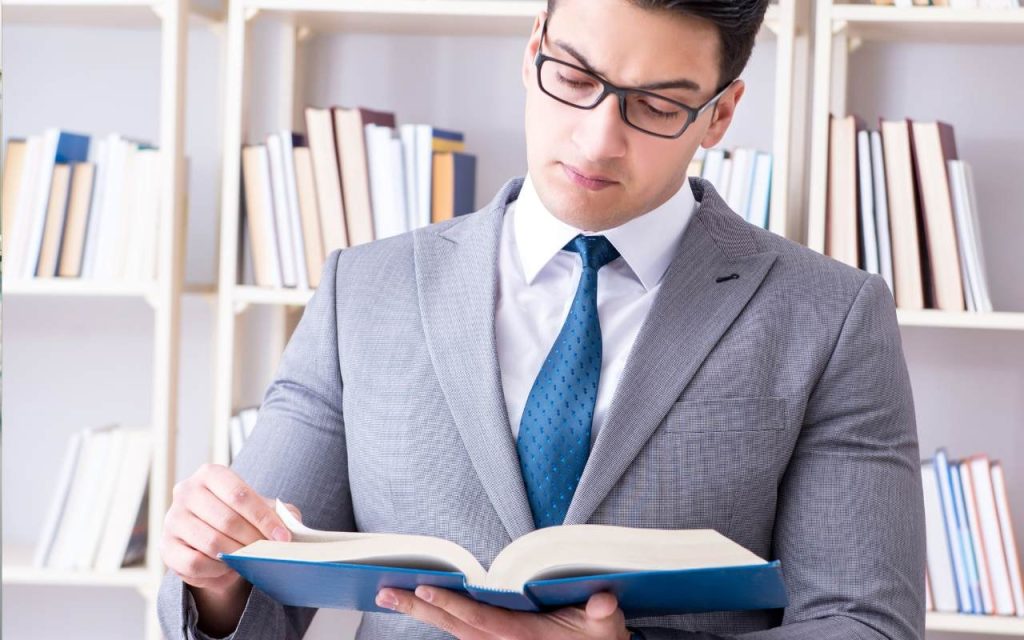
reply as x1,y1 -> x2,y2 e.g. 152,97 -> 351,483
219,501 -> 787,616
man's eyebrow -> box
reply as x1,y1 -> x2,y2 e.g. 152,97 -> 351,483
552,38 -> 703,93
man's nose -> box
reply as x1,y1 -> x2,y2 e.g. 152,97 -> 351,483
571,93 -> 628,163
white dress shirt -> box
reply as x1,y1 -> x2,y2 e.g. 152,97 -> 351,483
496,173 -> 697,446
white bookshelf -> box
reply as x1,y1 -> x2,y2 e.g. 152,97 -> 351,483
808,2 -> 1024,636
210,0 -> 810,465
0,2 -> 195,639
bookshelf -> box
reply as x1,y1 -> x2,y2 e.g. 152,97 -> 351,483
0,1 -> 205,639
808,1 -> 1024,636
209,0 -> 810,466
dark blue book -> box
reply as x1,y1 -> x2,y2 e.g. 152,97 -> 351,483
221,506 -> 786,617
451,152 -> 476,217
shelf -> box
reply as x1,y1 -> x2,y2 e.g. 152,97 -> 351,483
2,0 -> 223,28
926,612 -> 1024,635
232,285 -> 314,310
896,310 -> 1024,332
241,0 -> 781,38
831,5 -> 1024,44
3,278 -> 159,302
1,545 -> 151,590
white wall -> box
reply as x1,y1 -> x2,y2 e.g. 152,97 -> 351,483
2,12 -> 1022,640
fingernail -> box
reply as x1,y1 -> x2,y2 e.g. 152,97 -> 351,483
376,591 -> 398,610
272,526 -> 290,542
415,586 -> 433,602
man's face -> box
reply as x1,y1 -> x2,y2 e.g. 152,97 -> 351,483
521,0 -> 745,232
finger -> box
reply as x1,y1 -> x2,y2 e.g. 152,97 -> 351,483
376,588 -> 491,640
202,465 -> 290,542
179,511 -> 247,560
162,535 -> 235,582
585,592 -> 620,620
414,586 -> 525,637
189,486 -> 265,546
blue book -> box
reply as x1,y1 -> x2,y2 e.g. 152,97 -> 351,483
951,463 -> 983,613
933,449 -> 968,612
221,504 -> 787,617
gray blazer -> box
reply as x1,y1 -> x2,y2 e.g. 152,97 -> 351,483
159,176 -> 926,639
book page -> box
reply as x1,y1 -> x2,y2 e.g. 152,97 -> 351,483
484,525 -> 768,592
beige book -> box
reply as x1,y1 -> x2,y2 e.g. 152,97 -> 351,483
241,145 -> 281,287
58,163 -> 96,277
880,119 -> 925,310
910,121 -> 965,311
294,146 -> 325,288
432,152 -> 455,224
36,164 -> 73,277
826,114 -> 860,269
334,107 -> 396,246
2,139 -> 28,257
304,107 -> 348,252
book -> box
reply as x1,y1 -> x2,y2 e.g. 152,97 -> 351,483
880,119 -> 926,309
266,133 -> 300,288
960,459 -> 995,613
856,130 -> 880,276
910,121 -> 965,311
700,149 -> 727,191
241,145 -> 283,288
220,501 -> 787,617
724,148 -> 756,222
278,131 -> 310,290
431,152 -> 477,223
2,139 -> 28,259
947,160 -> 993,312
33,430 -> 88,567
869,131 -> 896,297
746,153 -> 772,231
965,455 -> 1016,615
293,146 -> 325,288
304,106 -> 349,253
334,106 -> 397,246
991,463 -> 1024,615
36,163 -> 73,277
950,462 -> 982,612
922,460 -> 958,612
826,114 -> 860,269
934,449 -> 970,611
94,429 -> 152,571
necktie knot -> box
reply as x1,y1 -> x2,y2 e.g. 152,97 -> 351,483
565,235 -> 620,271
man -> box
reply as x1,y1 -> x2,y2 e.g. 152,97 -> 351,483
159,0 -> 926,638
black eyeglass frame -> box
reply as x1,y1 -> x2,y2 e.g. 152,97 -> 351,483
533,18 -> 734,140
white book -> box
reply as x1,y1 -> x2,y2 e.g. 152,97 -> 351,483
700,149 -> 726,192
724,148 -> 756,221
33,431 -> 86,568
746,153 -> 772,230
76,428 -> 127,570
279,131 -> 309,290
950,162 -> 993,312
250,146 -> 283,288
365,124 -> 406,241
267,133 -> 298,288
8,135 -> 41,279
94,138 -> 134,281
81,134 -> 115,279
114,146 -> 142,281
48,425 -> 119,569
991,463 -> 1024,616
95,430 -> 152,572
952,463 -> 983,613
717,158 -> 734,206
948,161 -> 979,311
389,137 -> 409,237
857,131 -> 880,275
415,125 -> 435,229
399,125 -> 420,232
869,131 -> 895,297
960,459 -> 995,613
935,450 -> 971,612
967,457 -> 1017,615
922,461 -> 959,612
21,128 -> 62,278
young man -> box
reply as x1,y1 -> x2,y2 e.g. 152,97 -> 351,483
159,1 -> 926,638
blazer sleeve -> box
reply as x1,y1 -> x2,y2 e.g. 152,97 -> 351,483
634,275 -> 927,640
157,249 -> 355,640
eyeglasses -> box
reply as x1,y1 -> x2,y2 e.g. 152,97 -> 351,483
534,19 -> 732,139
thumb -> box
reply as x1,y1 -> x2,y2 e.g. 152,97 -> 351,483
584,591 -> 619,620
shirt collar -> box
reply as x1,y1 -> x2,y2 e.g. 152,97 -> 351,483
512,172 -> 697,291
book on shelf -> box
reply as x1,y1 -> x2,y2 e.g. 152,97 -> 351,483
34,425 -> 152,572
825,115 -> 993,312
240,107 -> 479,289
2,131 -> 164,285
219,500 -> 787,616
228,407 -> 259,464
921,448 -> 1024,617
697,147 -> 773,231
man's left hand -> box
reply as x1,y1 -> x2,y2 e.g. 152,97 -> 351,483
375,586 -> 632,639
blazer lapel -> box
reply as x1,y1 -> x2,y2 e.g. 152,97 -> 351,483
564,178 -> 780,526
414,178 -> 536,543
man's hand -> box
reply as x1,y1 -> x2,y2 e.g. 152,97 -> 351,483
160,463 -> 301,636
375,586 -> 632,640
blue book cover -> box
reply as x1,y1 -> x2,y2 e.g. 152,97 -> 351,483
221,508 -> 786,617
452,152 -> 476,217
933,448 -> 968,612
950,463 -> 983,613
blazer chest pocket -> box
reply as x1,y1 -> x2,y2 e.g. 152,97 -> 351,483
662,397 -> 788,434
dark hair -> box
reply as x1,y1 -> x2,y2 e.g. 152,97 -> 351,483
546,0 -> 770,91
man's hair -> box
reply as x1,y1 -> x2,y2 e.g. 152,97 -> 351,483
546,0 -> 770,91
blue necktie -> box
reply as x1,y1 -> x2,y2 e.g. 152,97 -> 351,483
517,234 -> 621,528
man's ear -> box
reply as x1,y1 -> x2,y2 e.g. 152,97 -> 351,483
699,79 -> 745,149
523,11 -> 548,89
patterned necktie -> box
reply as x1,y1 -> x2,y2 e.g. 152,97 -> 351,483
517,234 -> 621,528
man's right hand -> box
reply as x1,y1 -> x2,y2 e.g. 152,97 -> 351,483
160,463 -> 298,634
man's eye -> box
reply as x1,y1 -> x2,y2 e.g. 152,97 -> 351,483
557,72 -> 596,89
640,100 -> 681,120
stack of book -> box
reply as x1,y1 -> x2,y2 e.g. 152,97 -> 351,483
922,449 -> 1024,616
872,0 -> 1021,7
228,406 -> 259,464
688,148 -> 774,231
34,425 -> 152,572
240,106 -> 477,289
826,116 -> 992,312
2,130 -> 164,284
